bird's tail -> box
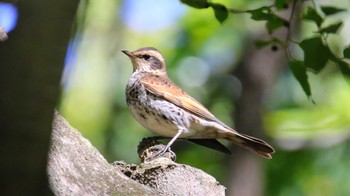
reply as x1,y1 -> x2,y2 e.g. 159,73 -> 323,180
225,132 -> 275,159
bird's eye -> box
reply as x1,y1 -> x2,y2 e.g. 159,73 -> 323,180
141,55 -> 151,60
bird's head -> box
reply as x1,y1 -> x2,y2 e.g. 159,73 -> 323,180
122,47 -> 166,75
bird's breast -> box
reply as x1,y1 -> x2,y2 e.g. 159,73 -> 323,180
125,73 -> 226,138
126,77 -> 193,137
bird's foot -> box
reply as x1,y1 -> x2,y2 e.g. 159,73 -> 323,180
145,146 -> 176,162
137,137 -> 176,162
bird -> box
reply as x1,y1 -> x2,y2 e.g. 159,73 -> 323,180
122,47 -> 275,160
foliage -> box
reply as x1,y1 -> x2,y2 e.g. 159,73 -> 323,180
266,142 -> 350,196
265,77 -> 350,139
180,0 -> 229,23
180,0 -> 350,100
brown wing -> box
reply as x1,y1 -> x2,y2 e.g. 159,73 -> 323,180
141,74 -> 219,122
141,75 -> 275,159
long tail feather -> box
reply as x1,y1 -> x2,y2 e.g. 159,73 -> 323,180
225,132 -> 275,159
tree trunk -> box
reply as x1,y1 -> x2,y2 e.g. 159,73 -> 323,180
227,35 -> 286,196
227,4 -> 300,195
0,0 -> 79,194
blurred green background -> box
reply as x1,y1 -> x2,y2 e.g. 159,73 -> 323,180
35,0 -> 350,195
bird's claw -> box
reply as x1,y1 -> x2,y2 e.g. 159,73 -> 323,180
145,146 -> 176,162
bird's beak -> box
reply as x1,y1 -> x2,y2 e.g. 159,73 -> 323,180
122,49 -> 138,71
122,50 -> 134,58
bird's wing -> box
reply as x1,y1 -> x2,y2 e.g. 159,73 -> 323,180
141,75 -> 219,122
187,139 -> 232,154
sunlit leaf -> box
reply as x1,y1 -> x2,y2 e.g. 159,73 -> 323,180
320,6 -> 346,16
289,60 -> 312,98
299,37 -> 331,73
343,45 -> 350,59
210,3 -> 228,24
303,7 -> 323,27
255,40 -> 273,48
255,38 -> 283,49
180,0 -> 209,8
319,21 -> 343,34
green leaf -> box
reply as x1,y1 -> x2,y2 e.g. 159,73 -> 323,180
249,6 -> 272,21
210,3 -> 228,24
180,0 -> 209,9
266,15 -> 287,34
274,0 -> 291,10
303,7 -> 323,27
319,21 -> 343,34
289,60 -> 312,98
299,37 -> 331,73
249,7 -> 287,33
320,6 -> 346,16
255,38 -> 283,49
343,45 -> 350,59
337,60 -> 350,77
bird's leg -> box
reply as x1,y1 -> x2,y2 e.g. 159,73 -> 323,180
149,136 -> 168,140
147,128 -> 184,161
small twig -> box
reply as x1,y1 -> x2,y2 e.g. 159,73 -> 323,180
311,0 -> 317,8
284,0 -> 299,60
228,4 -> 274,14
286,0 -> 298,43
0,26 -> 8,41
